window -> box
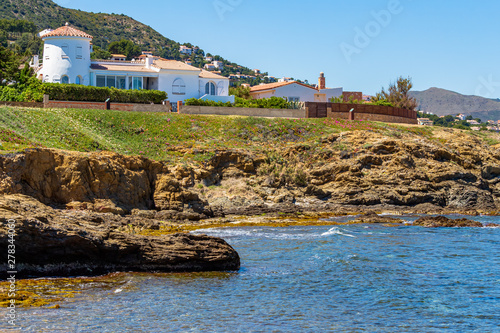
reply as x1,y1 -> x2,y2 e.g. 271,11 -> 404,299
96,75 -> 106,87
76,46 -> 82,59
172,78 -> 186,95
44,75 -> 49,82
117,76 -> 126,90
45,46 -> 50,60
106,76 -> 116,88
289,97 -> 300,102
205,82 -> 216,96
61,44 -> 69,59
132,77 -> 142,90
53,75 -> 60,83
61,75 -> 69,84
76,76 -> 82,85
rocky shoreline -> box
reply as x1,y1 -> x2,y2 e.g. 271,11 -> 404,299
2,128 -> 500,279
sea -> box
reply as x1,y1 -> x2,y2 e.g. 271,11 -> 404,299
2,215 -> 499,332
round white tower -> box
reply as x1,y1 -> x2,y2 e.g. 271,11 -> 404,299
41,23 -> 93,85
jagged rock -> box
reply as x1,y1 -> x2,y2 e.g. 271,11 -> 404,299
413,216 -> 483,228
0,194 -> 240,278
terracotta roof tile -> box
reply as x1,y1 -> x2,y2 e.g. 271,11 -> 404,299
43,24 -> 93,39
250,81 -> 317,93
152,59 -> 201,71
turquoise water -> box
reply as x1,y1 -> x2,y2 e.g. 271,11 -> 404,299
3,215 -> 500,332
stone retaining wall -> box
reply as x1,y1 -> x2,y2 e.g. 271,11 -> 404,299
44,99 -> 170,113
180,105 -> 307,118
0,101 -> 45,108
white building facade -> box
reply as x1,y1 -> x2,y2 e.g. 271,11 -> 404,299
250,80 -> 343,103
36,24 -> 233,104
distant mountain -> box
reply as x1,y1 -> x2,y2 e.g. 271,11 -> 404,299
410,87 -> 500,121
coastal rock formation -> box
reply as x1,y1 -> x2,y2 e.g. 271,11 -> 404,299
0,194 -> 240,278
1,126 -> 500,219
413,216 -> 484,228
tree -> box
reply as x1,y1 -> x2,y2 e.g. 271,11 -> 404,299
91,45 -> 111,60
372,76 -> 418,110
107,39 -> 141,60
0,45 -> 20,85
229,85 -> 251,99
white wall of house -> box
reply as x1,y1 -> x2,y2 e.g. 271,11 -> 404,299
41,36 -> 91,85
158,71 -> 201,103
252,83 -> 343,103
319,87 -> 343,101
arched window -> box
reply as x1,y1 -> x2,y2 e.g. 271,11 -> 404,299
172,78 -> 186,95
44,75 -> 49,82
205,82 -> 216,96
61,75 -> 69,84
75,76 -> 82,85
53,75 -> 60,83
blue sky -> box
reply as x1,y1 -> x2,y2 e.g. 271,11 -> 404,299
54,0 -> 500,98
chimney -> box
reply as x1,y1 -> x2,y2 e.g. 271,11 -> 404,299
318,72 -> 326,90
145,56 -> 153,69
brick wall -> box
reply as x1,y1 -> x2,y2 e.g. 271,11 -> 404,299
343,92 -> 363,102
180,105 -> 306,118
305,102 -> 418,125
43,100 -> 170,113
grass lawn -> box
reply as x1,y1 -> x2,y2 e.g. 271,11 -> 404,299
0,106 -> 498,163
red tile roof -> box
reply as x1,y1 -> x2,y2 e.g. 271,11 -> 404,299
250,81 -> 317,93
42,24 -> 93,39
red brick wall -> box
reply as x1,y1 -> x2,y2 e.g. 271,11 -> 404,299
304,102 -> 418,125
343,92 -> 363,102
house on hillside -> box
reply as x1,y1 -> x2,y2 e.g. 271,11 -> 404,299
204,63 -> 216,71
111,54 -> 126,61
250,73 -> 343,103
33,24 -> 233,104
179,45 -> 192,55
418,118 -> 434,126
212,61 -> 224,69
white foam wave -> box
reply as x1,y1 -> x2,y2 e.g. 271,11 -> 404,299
321,227 -> 356,238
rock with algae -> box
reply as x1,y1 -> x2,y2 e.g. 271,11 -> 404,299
0,194 -> 240,279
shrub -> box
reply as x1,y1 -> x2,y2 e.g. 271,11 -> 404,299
40,83 -> 167,104
185,96 -> 296,109
0,86 -> 21,101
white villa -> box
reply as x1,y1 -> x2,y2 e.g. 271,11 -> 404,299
35,24 -> 233,104
250,73 -> 342,103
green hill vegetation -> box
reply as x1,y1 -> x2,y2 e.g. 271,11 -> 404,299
0,0 -> 274,85
2,105 -> 500,162
0,106 -> 415,161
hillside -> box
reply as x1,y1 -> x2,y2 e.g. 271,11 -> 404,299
0,0 -> 269,83
410,87 -> 500,121
2,106 -> 500,219
0,0 -> 178,55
